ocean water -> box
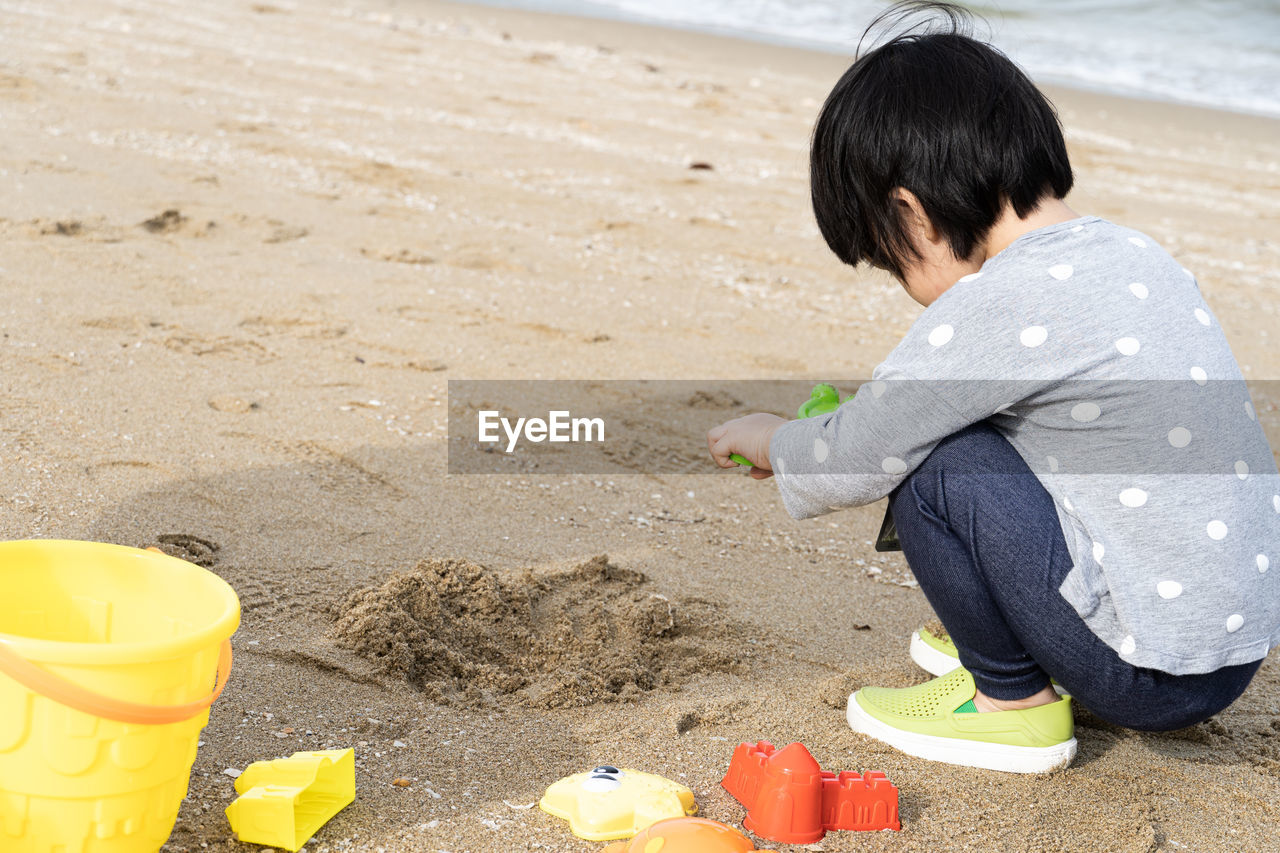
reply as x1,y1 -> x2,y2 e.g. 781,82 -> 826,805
453,0 -> 1280,117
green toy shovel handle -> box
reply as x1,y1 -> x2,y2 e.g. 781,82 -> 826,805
727,383 -> 849,468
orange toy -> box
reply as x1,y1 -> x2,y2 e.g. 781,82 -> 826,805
602,817 -> 759,853
721,740 -> 900,843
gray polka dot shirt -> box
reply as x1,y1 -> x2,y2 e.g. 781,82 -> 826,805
769,217 -> 1280,674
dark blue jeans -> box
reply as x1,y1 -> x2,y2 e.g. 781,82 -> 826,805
888,421 -> 1261,731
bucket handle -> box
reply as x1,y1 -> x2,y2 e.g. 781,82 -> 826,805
0,638 -> 233,726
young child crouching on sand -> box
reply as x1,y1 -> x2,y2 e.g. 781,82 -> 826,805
707,2 -> 1280,773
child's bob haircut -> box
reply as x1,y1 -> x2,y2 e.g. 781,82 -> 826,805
811,2 -> 1073,280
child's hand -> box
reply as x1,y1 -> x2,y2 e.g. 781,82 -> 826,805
707,413 -> 786,479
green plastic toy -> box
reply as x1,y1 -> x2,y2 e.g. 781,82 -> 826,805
728,383 -> 852,467
724,382 -> 902,553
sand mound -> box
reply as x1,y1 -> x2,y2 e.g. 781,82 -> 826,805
329,554 -> 741,708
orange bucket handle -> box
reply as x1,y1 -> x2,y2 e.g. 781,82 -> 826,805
0,638 -> 232,726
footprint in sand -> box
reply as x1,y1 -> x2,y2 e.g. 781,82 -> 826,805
163,333 -> 274,362
360,247 -> 436,265
42,220 -> 83,236
30,216 -> 124,242
263,223 -> 309,244
141,209 -> 186,233
154,533 -> 220,567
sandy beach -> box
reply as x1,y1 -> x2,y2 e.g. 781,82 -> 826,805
2,0 -> 1279,850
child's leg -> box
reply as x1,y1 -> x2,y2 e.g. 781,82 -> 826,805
888,421 -> 1261,731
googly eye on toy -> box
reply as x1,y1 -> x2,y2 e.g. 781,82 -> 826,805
582,773 -> 622,792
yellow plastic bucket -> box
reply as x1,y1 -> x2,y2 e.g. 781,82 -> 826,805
0,540 -> 239,852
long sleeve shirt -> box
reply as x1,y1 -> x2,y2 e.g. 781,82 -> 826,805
768,216 -> 1280,675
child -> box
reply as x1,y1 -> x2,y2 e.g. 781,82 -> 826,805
707,1 -> 1279,773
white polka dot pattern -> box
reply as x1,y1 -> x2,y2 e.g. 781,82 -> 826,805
1167,427 -> 1191,448
1226,614 -> 1244,633
1258,554 -> 1270,573
1234,460 -> 1248,480
1120,636 -> 1136,656
1207,520 -> 1228,541
959,272 -> 982,283
1157,581 -> 1183,599
1119,488 -> 1148,508
1190,366 -> 1207,385
1048,264 -> 1073,280
1020,326 -> 1048,348
1115,337 -> 1140,356
1128,237 -> 1146,248
1194,308 -> 1211,326
881,457 -> 907,475
1046,455 -> 1059,473
1071,402 -> 1101,423
1128,282 -> 1149,299
813,438 -> 828,464
1092,541 -> 1105,563
928,325 -> 954,347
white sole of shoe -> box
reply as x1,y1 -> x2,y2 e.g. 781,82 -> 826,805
909,631 -> 1071,697
846,690 -> 1077,774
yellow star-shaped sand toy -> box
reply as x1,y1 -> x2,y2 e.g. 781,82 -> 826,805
539,765 -> 697,841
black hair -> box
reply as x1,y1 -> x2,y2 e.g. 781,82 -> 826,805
810,2 -> 1073,279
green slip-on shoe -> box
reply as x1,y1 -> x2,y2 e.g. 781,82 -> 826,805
911,626 -> 1070,697
910,626 -> 963,676
846,668 -> 1077,774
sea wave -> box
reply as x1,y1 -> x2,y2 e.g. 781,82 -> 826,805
455,0 -> 1280,117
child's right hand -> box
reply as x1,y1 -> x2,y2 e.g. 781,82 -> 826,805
706,413 -> 786,479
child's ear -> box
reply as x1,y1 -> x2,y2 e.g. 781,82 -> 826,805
891,187 -> 941,244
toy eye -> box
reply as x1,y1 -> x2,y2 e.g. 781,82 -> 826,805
592,765 -> 621,776
582,774 -> 622,792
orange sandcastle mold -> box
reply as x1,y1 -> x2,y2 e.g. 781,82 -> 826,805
721,740 -> 900,843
